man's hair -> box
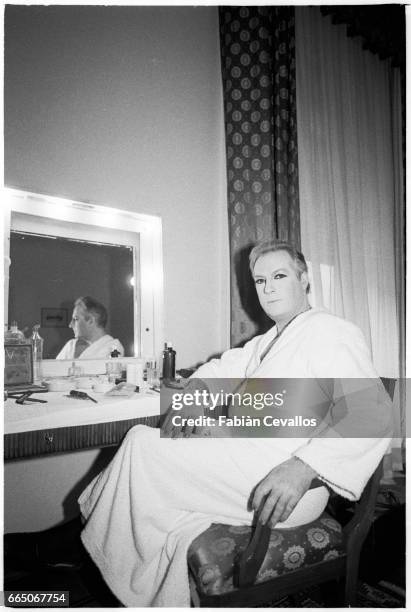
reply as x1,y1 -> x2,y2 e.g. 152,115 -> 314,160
249,240 -> 310,293
75,296 -> 108,329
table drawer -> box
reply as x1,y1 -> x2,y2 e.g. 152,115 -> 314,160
5,415 -> 160,460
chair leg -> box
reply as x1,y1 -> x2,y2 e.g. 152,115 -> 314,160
345,557 -> 360,606
320,579 -> 345,606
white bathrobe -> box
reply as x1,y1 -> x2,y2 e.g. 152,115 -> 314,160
78,308 -> 392,607
56,334 -> 124,360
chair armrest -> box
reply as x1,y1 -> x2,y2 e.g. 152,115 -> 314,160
343,459 -> 383,553
235,478 -> 326,587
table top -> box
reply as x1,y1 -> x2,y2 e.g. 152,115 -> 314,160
4,390 -> 160,435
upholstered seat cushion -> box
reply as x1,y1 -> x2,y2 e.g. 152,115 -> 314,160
188,512 -> 344,596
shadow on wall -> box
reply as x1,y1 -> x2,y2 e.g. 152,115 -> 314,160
61,447 -> 118,522
188,244 -> 274,370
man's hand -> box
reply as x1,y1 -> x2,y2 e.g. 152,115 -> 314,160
161,378 -> 210,438
162,403 -> 204,437
250,457 -> 317,527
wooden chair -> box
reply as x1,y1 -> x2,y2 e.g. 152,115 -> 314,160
188,378 -> 395,607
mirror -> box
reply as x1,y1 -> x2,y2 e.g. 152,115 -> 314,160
9,231 -> 135,358
4,188 -> 164,362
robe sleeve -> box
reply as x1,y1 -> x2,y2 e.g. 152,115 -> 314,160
292,322 -> 393,500
189,334 -> 264,396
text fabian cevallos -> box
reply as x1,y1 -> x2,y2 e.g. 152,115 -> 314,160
171,415 -> 318,428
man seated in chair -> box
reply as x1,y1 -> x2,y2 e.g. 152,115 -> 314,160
6,241 -> 392,607
56,296 -> 124,359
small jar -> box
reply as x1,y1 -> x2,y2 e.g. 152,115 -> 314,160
106,361 -> 121,383
5,322 -> 26,344
68,362 -> 84,377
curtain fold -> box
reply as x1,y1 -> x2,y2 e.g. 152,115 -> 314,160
390,67 -> 406,468
295,7 -> 400,379
219,6 -> 300,346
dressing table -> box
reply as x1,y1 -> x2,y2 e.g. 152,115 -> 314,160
4,390 -> 162,460
4,186 -> 165,462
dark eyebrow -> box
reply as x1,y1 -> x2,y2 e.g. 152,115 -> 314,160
254,267 -> 289,278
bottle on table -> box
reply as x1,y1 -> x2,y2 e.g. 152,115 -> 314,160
68,361 -> 83,378
146,358 -> 160,387
30,324 -> 44,383
162,342 -> 176,381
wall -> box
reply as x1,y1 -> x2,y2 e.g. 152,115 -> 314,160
4,5 -> 229,531
5,5 -> 229,368
4,448 -> 118,532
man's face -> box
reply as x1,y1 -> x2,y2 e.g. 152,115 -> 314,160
69,304 -> 90,340
253,250 -> 308,322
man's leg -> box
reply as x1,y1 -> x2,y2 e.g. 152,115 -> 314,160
78,425 -> 328,606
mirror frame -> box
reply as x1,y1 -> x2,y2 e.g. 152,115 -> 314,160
4,187 -> 164,362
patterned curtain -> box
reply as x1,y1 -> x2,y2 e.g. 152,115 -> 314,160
219,6 -> 300,347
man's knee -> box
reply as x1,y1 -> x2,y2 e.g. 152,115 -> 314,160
123,424 -> 159,447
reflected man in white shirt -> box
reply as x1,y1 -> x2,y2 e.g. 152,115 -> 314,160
56,296 -> 124,359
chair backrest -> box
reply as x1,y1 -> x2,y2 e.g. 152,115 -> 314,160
343,377 -> 396,547
343,458 -> 383,542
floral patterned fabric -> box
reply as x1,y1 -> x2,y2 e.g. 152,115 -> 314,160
219,6 -> 301,347
188,513 -> 344,596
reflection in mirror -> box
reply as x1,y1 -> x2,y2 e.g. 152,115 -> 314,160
9,232 -> 135,358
